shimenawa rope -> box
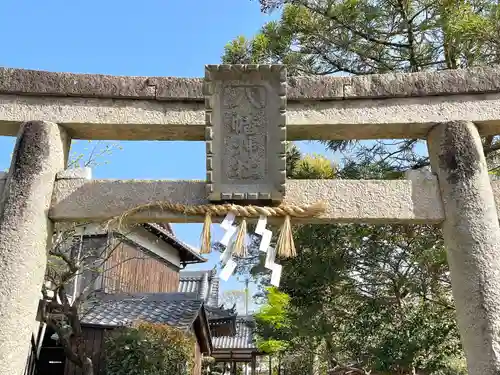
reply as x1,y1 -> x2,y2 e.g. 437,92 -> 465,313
105,201 -> 326,258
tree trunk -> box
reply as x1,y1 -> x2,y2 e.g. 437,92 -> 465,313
312,350 -> 321,375
324,338 -> 339,373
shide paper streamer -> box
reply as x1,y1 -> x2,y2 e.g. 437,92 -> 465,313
217,214 -> 283,287
105,201 -> 326,288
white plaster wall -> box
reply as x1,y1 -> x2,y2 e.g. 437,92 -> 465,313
124,226 -> 181,268
73,223 -> 181,267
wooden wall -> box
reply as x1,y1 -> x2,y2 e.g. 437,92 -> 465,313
103,237 -> 180,294
64,327 -> 107,375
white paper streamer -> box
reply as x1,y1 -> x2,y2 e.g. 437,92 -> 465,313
255,215 -> 271,254
265,246 -> 277,270
270,263 -> 282,287
218,212 -> 284,289
220,225 -> 237,246
255,215 -> 267,235
259,229 -> 272,252
219,242 -> 233,265
219,258 -> 237,281
220,212 -> 236,231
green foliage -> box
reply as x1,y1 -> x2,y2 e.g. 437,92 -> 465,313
285,142 -> 301,177
254,287 -> 292,354
257,338 -> 290,354
285,157 -> 462,372
225,0 -> 500,74
256,287 -> 290,329
433,356 -> 468,375
231,148 -> 462,374
257,221 -> 462,373
104,321 -> 196,375
222,0 -> 500,169
292,154 -> 337,179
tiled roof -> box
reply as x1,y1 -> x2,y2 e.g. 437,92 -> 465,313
81,292 -> 204,329
178,270 -> 255,351
144,224 -> 207,265
179,269 -> 220,307
154,223 -> 174,234
212,317 -> 256,350
206,305 -> 236,320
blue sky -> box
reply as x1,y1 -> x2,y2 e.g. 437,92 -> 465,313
0,0 -> 338,312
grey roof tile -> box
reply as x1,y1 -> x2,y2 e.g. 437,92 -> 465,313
212,317 -> 256,350
179,269 -> 220,307
206,306 -> 236,319
81,292 -> 204,329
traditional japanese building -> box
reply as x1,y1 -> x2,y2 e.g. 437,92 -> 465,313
35,224 -> 259,375
37,223 -> 209,375
78,292 -> 212,375
178,270 -> 260,371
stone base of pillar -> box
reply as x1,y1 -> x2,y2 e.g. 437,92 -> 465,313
427,120 -> 500,375
0,121 -> 69,375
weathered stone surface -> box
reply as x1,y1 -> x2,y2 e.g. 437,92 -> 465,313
204,64 -> 287,201
3,65 -> 500,101
49,176 -> 449,224
287,75 -> 348,99
154,77 -> 203,100
0,172 -> 6,197
0,67 -> 157,99
0,95 -> 206,140
56,167 -> 92,180
428,120 -> 500,375
3,92 -> 500,141
0,121 -> 69,375
345,66 -> 500,98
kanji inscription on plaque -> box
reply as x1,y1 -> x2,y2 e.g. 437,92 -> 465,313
204,64 -> 287,202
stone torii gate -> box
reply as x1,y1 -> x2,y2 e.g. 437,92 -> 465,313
1,65 -> 500,375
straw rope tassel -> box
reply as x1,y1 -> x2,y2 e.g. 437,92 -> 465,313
200,213 -> 212,254
276,215 -> 297,258
232,218 -> 248,258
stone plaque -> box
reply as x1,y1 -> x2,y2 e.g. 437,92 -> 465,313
204,64 -> 286,202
